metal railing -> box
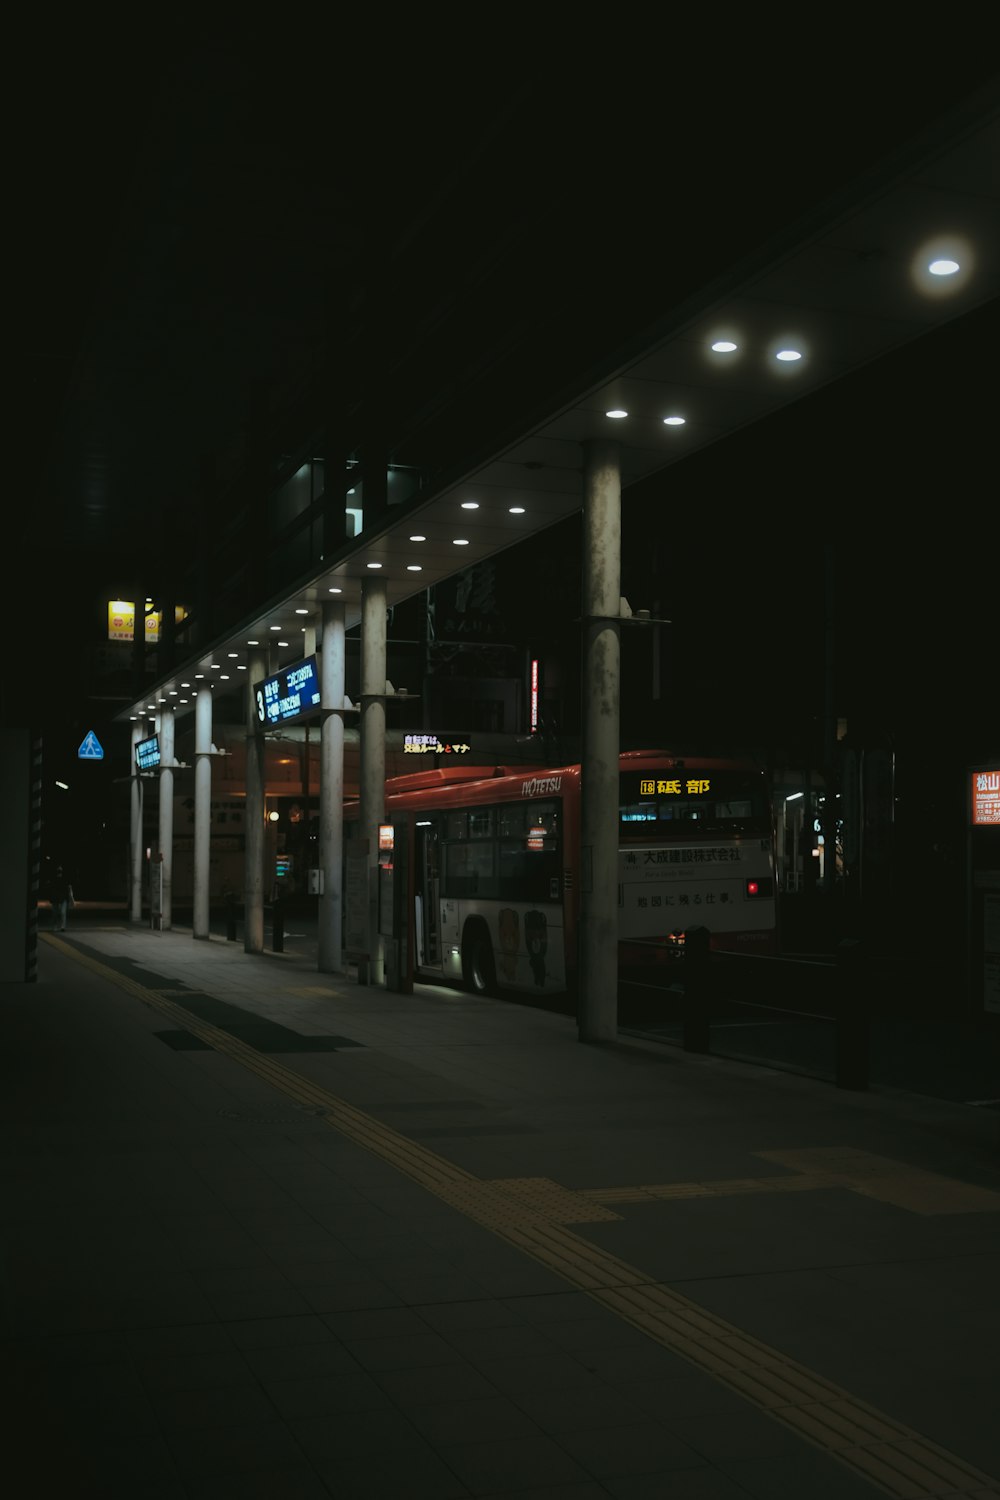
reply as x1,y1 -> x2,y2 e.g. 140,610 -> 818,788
620,927 -> 869,1089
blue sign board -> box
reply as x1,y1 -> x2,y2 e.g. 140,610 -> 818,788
78,730 -> 104,760
135,734 -> 161,772
253,655 -> 322,728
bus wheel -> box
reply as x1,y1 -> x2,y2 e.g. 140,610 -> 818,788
462,921 -> 497,997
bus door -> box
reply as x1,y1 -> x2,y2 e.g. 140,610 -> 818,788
414,817 -> 443,971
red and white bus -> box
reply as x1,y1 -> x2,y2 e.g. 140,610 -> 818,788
347,750 -> 777,998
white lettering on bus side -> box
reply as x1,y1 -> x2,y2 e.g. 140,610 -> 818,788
520,776 -> 563,797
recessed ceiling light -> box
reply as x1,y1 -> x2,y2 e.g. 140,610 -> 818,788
409,534 -> 426,542
295,608 -> 308,614
461,501 -> 479,510
181,682 -> 190,688
509,506 -> 525,514
168,690 -> 177,695
453,538 -> 469,546
711,340 -> 738,353
327,587 -> 342,594
277,640 -> 288,647
606,409 -> 628,419
269,625 -> 281,631
663,415 -> 686,426
220,674 -> 230,681
407,564 -> 422,572
237,666 -> 246,672
911,237 -> 972,295
775,349 -> 802,362
194,675 -> 204,681
247,640 -> 259,646
367,561 -> 382,569
227,652 -> 238,658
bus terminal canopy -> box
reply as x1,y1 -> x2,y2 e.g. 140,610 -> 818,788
115,91 -> 999,733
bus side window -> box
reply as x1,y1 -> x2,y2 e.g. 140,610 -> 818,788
498,800 -> 561,902
445,811 -> 468,841
443,839 -> 497,899
468,808 -> 494,839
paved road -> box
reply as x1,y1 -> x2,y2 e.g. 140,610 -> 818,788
9,916 -> 999,1496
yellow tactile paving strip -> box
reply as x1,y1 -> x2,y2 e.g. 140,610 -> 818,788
52,938 -> 1000,1499
576,1173 -> 830,1213
488,1177 -> 624,1223
757,1148 -> 1000,1216
573,1157 -> 1000,1219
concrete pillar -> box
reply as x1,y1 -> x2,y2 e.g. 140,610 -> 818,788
318,600 -> 346,973
244,648 -> 267,953
578,439 -> 621,1043
156,708 -> 175,931
358,576 -> 387,985
193,687 -> 213,939
130,723 -> 144,924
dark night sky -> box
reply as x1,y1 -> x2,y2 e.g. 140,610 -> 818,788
622,303 -> 997,758
11,29 -> 998,795
487,296 -> 997,768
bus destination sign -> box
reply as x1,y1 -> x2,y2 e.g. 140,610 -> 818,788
622,774 -> 712,801
254,656 -> 321,728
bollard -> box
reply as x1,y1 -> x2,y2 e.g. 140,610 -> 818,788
271,898 -> 284,954
836,937 -> 870,1090
682,925 -> 711,1053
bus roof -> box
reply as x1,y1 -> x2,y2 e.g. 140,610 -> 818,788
363,764 -> 551,798
342,750 -> 769,815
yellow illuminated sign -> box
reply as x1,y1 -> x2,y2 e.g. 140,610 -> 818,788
107,600 -> 187,643
403,735 -> 471,754
639,778 -> 711,796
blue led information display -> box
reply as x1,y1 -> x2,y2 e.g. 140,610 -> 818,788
135,734 -> 161,772
254,655 -> 322,728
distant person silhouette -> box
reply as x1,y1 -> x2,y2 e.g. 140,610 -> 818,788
49,866 -> 73,931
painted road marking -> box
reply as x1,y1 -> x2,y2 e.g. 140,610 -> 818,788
50,936 -> 1000,1500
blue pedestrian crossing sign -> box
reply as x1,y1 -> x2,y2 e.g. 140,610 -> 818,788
78,730 -> 105,761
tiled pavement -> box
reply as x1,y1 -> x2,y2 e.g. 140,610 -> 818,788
2,917 -> 998,1498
